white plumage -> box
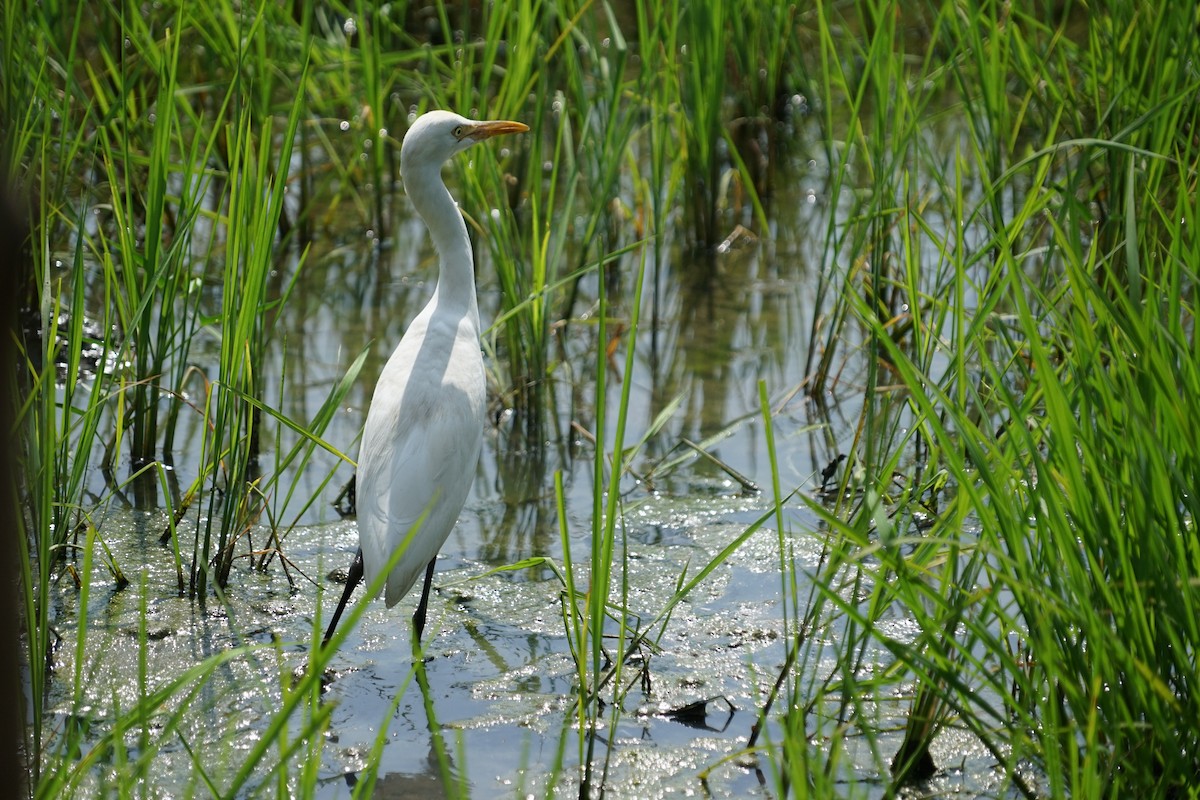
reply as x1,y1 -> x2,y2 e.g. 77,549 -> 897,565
323,110 -> 528,645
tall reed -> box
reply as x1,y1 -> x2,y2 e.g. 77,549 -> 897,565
6,0 -> 361,787
193,66 -> 308,595
767,1 -> 1200,795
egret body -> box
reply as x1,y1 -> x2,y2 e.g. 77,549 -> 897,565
322,111 -> 527,647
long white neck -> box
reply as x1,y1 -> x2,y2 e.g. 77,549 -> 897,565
401,159 -> 480,328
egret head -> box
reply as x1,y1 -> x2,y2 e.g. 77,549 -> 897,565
401,110 -> 528,170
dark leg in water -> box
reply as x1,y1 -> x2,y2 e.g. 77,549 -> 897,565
411,557 -> 437,642
322,548 -> 363,648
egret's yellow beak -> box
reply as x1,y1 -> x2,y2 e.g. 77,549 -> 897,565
465,120 -> 529,141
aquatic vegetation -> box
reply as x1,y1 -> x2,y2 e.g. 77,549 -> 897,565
4,0 -> 1198,796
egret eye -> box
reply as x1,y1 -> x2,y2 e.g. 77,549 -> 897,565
452,125 -> 466,139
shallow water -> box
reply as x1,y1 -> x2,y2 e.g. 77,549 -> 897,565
47,486 -> 1006,797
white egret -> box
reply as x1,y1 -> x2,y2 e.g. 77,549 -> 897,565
322,111 -> 528,647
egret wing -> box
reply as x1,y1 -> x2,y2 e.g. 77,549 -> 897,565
357,388 -> 482,608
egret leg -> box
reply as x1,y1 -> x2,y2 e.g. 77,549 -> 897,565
411,557 -> 437,642
322,548 -> 363,648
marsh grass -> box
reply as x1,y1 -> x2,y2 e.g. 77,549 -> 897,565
7,0 -> 366,789
7,0 -> 1200,796
766,1 -> 1200,796
192,76 -> 308,596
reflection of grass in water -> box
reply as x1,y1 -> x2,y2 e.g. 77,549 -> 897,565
8,0 -> 1200,795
